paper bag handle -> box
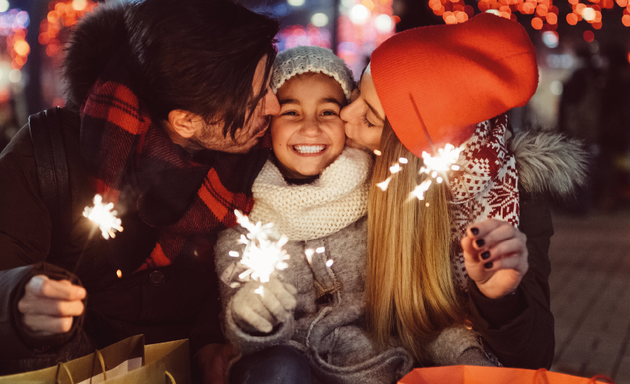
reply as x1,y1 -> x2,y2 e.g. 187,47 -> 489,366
587,375 -> 615,383
94,349 -> 107,381
165,371 -> 176,384
57,361 -> 75,384
534,368 -> 615,384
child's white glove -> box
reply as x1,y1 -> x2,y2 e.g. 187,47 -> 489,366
230,277 -> 297,334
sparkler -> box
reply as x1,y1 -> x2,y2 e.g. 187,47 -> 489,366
83,194 -> 123,239
74,194 -> 123,275
230,210 -> 290,295
376,94 -> 465,201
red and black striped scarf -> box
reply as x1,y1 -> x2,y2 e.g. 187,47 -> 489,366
79,53 -> 269,273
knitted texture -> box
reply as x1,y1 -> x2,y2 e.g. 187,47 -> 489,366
249,148 -> 372,241
271,45 -> 355,101
370,12 -> 538,158
448,114 -> 519,292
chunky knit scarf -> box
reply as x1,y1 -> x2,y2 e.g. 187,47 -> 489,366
448,114 -> 520,292
80,48 -> 269,272
249,147 -> 372,241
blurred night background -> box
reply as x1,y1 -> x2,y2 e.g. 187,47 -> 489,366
1,0 -> 629,211
1,0 -> 630,380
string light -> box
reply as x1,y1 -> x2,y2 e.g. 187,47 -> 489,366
39,0 -> 99,58
428,0 -> 630,35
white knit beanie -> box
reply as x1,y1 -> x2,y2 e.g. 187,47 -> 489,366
271,45 -> 355,101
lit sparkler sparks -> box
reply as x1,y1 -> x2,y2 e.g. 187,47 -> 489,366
410,143 -> 463,200
231,210 -> 290,295
83,194 -> 123,239
377,143 -> 463,201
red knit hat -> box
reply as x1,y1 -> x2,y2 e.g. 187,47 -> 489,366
370,13 -> 538,157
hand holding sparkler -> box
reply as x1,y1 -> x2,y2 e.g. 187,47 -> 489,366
461,219 -> 528,299
228,210 -> 297,333
230,277 -> 297,334
17,275 -> 86,336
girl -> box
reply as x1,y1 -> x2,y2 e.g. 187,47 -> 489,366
214,46 -> 491,384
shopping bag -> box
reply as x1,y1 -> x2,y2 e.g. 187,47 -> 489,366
0,334 -> 145,384
398,366 -> 615,384
102,339 -> 190,384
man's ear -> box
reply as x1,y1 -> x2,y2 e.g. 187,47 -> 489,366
167,109 -> 204,139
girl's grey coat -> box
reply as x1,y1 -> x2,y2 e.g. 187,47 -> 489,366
216,217 -> 415,384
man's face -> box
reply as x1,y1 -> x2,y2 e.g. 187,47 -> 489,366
192,55 -> 280,153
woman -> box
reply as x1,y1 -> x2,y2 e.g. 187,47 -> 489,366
340,13 -> 587,369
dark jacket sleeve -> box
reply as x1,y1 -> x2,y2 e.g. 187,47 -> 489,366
0,263 -> 85,360
0,123 -> 85,360
467,194 -> 555,369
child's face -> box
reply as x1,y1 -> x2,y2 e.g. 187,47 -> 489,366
271,73 -> 346,179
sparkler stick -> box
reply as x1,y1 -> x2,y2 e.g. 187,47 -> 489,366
230,210 -> 290,296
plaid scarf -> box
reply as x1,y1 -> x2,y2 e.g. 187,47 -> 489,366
80,49 -> 269,273
448,114 -> 520,292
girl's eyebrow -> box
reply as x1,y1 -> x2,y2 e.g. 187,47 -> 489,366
279,98 -> 299,105
322,97 -> 342,107
280,97 -> 343,106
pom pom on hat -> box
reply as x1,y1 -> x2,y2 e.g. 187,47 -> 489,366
370,13 -> 539,157
271,45 -> 355,101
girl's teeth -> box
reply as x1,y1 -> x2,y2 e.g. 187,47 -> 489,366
294,145 -> 325,154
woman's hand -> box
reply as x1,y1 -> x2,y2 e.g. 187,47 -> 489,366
17,275 -> 86,335
230,277 -> 297,334
461,219 -> 528,299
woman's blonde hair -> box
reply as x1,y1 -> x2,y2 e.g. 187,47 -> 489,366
366,120 -> 467,363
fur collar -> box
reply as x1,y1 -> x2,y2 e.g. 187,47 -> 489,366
509,129 -> 588,198
63,2 -> 129,111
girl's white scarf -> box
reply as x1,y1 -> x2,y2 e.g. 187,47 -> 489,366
449,114 -> 520,292
249,147 -> 372,241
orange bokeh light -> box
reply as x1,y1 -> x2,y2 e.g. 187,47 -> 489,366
617,0 -> 628,6
532,16 -> 544,29
567,12 -> 579,24
622,14 -> 630,26
536,4 -> 549,16
546,12 -> 558,24
455,11 -> 469,22
583,30 -> 595,42
14,41 -> 30,57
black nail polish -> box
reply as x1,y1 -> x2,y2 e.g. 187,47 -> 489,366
484,261 -> 493,269
476,239 -> 485,247
471,227 -> 479,236
481,251 -> 490,260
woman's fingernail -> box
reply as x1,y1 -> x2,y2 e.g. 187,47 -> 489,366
484,261 -> 493,269
476,239 -> 485,247
481,251 -> 490,260
471,227 -> 479,236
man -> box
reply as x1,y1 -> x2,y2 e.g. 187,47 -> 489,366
0,0 -> 280,382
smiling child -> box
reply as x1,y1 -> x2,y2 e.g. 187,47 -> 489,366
214,46 -> 492,384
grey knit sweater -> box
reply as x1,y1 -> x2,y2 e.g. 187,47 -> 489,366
215,148 -> 492,384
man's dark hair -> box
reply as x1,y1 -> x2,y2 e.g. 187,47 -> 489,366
63,0 -> 279,138
126,0 -> 279,137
